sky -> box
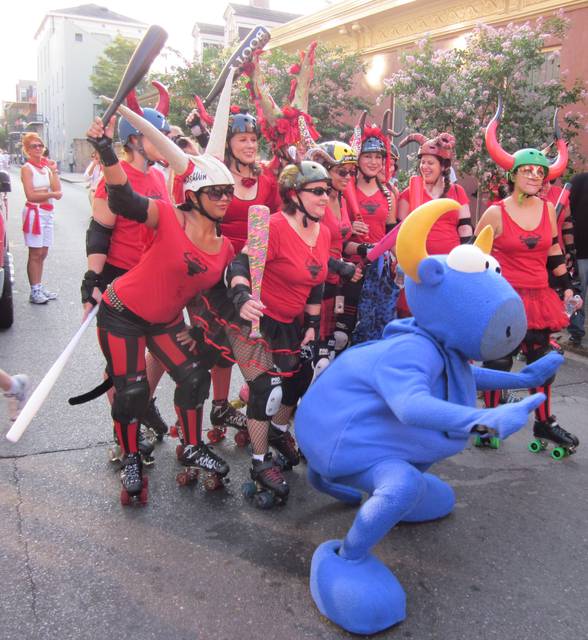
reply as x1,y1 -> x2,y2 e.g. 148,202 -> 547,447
0,0 -> 333,103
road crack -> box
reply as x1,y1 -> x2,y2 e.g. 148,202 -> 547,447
0,440 -> 110,461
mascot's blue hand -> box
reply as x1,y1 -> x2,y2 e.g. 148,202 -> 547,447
480,393 -> 546,439
517,352 -> 564,387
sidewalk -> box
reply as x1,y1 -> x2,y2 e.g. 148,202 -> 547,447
59,171 -> 88,184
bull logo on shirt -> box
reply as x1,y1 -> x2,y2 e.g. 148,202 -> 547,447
306,256 -> 323,279
184,252 -> 208,276
519,233 -> 541,250
362,203 -> 381,215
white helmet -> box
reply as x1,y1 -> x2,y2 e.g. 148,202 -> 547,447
181,154 -> 234,197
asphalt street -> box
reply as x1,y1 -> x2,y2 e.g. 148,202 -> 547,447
0,169 -> 587,640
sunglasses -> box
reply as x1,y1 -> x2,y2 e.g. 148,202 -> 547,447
202,186 -> 235,201
299,187 -> 332,197
334,168 -> 356,178
29,143 -> 45,149
518,166 -> 545,179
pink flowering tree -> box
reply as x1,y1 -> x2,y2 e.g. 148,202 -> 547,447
385,13 -> 585,208
156,43 -> 369,145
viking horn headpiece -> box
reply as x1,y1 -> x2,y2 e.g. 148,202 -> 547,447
485,96 -> 568,180
126,81 -> 170,117
381,110 -> 404,139
396,198 -> 493,282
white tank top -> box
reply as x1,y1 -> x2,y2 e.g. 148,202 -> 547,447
25,162 -> 53,207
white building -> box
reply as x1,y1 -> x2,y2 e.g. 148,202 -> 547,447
35,4 -> 146,169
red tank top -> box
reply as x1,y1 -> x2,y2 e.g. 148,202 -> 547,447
399,183 -> 468,254
322,197 -> 352,285
492,200 -> 551,289
351,187 -> 388,243
94,161 -> 169,270
113,202 -> 234,324
221,170 -> 280,253
260,212 -> 331,323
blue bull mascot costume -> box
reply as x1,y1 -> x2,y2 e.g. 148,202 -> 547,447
295,198 -> 563,634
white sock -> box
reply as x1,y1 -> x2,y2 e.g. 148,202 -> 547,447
252,453 -> 265,462
31,283 -> 42,293
271,421 -> 288,433
9,377 -> 21,394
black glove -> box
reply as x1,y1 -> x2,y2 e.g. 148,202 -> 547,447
81,270 -> 104,306
228,283 -> 253,314
357,243 -> 374,259
86,134 -> 118,167
328,257 -> 356,281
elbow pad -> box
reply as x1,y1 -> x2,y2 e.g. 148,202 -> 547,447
547,254 -> 566,271
226,253 -> 251,285
106,181 -> 149,222
306,283 -> 324,306
86,218 -> 113,256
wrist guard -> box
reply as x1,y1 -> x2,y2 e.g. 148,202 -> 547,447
328,258 -> 356,281
226,253 -> 251,285
228,283 -> 252,313
107,181 -> 149,222
81,270 -> 104,306
357,243 -> 374,259
87,135 -> 118,167
304,312 -> 321,335
188,325 -> 204,343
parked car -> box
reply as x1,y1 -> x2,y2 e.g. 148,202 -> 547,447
0,169 -> 14,328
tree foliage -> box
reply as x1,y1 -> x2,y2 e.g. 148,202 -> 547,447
156,43 -> 370,146
385,13 -> 586,203
89,35 -> 148,101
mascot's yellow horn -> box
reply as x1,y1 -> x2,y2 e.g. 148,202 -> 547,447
473,225 -> 494,254
396,198 -> 461,282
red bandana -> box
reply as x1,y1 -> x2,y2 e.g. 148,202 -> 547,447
27,158 -> 48,170
241,177 -> 257,188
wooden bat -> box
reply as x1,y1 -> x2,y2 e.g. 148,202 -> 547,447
246,205 -> 271,338
6,305 -> 100,443
101,25 -> 168,125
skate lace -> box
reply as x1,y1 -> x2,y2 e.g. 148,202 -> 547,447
124,459 -> 141,483
549,421 -> 570,439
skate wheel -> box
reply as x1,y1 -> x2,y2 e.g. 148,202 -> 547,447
229,399 -> 245,410
142,454 -> 155,467
203,474 -> 224,491
474,436 -> 484,448
139,484 -> 149,505
241,481 -> 256,499
169,424 -> 179,439
254,491 -> 274,510
120,489 -> 131,506
176,469 -> 198,486
528,439 -> 543,453
239,383 -> 249,404
234,430 -> 250,448
489,437 -> 501,449
207,427 -> 225,444
551,447 -> 566,460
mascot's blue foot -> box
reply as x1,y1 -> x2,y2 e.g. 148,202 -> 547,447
310,539 -> 406,634
307,468 -> 362,505
401,473 -> 455,523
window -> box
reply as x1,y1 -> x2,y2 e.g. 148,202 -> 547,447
75,33 -> 83,42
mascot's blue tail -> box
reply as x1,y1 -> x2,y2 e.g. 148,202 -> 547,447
308,468 -> 362,505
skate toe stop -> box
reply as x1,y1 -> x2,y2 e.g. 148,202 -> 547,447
310,540 -> 406,634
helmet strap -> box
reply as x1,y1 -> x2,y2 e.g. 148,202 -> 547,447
359,166 -> 376,183
188,193 -> 222,235
294,194 -> 320,228
128,135 -> 152,173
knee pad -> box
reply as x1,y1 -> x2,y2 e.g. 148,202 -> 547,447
247,371 -> 282,420
482,355 -> 513,372
174,366 -> 211,410
112,378 -> 150,424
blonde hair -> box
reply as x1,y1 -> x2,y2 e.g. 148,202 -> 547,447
22,133 -> 44,157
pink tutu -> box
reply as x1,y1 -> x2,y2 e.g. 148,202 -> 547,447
515,286 -> 569,331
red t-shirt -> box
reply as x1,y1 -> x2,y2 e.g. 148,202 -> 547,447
221,170 -> 280,253
399,183 -> 469,255
113,202 -> 234,324
492,200 -> 551,289
260,212 -> 331,323
322,198 -> 352,285
95,161 -> 169,270
350,187 -> 389,243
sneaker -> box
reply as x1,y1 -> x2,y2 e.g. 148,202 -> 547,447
4,374 -> 31,421
40,285 -> 57,300
29,289 -> 49,304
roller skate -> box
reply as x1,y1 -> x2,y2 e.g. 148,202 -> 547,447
176,443 -> 229,490
141,397 -> 169,442
120,453 -> 148,506
268,424 -> 300,469
528,416 -> 579,460
207,400 -> 250,447
472,425 -> 501,449
242,453 -> 289,509
108,426 -> 155,466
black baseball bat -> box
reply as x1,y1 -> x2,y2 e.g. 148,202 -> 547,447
101,25 -> 168,124
202,25 -> 270,107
